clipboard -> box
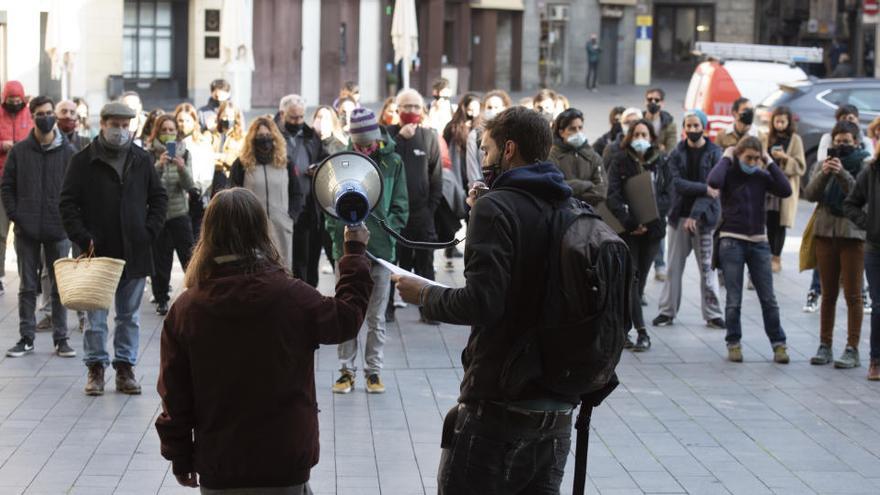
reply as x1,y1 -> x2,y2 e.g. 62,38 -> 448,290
624,171 -> 659,225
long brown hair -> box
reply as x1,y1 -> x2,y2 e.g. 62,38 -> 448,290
238,116 -> 288,170
184,188 -> 286,287
148,114 -> 181,145
768,106 -> 796,147
216,100 -> 245,140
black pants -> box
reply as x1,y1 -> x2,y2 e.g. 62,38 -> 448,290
189,190 -> 205,240
766,210 -> 786,257
152,216 -> 195,303
398,246 -> 436,281
292,213 -> 323,288
624,234 -> 661,331
587,61 -> 599,89
438,404 -> 571,494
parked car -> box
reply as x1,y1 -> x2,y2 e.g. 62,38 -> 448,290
756,78 -> 880,190
685,59 -> 808,141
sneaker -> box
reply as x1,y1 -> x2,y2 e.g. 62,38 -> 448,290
810,344 -> 833,365
36,314 -> 53,331
632,332 -> 651,352
728,344 -> 743,363
833,346 -> 860,369
706,318 -> 726,329
803,291 -> 819,313
113,362 -> 142,394
321,264 -> 334,275
773,345 -> 790,364
445,260 -> 454,272
156,301 -> 169,316
652,314 -> 674,327
85,364 -> 104,396
54,339 -> 76,358
640,295 -> 648,307
332,371 -> 355,394
366,374 -> 386,394
868,359 -> 880,381
6,338 -> 34,357
654,268 -> 667,282
623,334 -> 634,349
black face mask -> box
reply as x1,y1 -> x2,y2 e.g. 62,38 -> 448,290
739,108 -> 755,126
835,144 -> 856,158
35,115 -> 56,134
3,101 -> 23,114
285,122 -> 304,135
646,102 -> 661,114
254,136 -> 274,162
686,131 -> 704,143
218,119 -> 233,132
611,122 -> 622,136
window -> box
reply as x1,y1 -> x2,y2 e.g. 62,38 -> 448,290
847,89 -> 880,114
123,0 -> 172,79
819,89 -> 849,107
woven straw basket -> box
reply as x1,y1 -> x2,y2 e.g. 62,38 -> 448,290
53,252 -> 126,311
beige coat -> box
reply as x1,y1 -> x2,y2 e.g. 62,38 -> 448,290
762,133 -> 806,227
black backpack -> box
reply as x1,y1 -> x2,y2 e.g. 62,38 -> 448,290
497,190 -> 632,495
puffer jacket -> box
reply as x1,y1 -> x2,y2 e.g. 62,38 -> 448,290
0,130 -> 73,241
665,138 -> 722,232
548,138 -> 606,206
0,81 -> 34,174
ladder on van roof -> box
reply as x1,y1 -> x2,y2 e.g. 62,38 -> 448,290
694,42 -> 824,64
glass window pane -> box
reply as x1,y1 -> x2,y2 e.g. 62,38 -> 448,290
156,37 -> 172,77
674,8 -> 696,62
124,1 -> 138,26
139,27 -> 154,38
848,89 -> 880,113
123,37 -> 136,76
139,39 -> 154,77
139,1 -> 155,26
156,2 -> 171,27
655,7 -> 675,63
696,7 -> 713,41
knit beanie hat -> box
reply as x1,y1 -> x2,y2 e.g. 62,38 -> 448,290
349,108 -> 382,145
683,109 -> 708,129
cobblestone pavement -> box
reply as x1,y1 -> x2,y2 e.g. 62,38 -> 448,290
2,83 -> 880,494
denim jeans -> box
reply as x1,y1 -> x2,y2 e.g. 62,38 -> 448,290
718,238 -> 786,347
437,404 -> 571,494
810,268 -> 821,294
337,263 -> 391,375
15,235 -> 70,342
84,277 -> 147,367
864,249 -> 880,359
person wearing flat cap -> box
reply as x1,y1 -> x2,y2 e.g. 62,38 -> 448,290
60,101 -> 168,397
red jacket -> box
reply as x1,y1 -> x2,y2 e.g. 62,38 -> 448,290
0,81 -> 33,175
155,243 -> 373,489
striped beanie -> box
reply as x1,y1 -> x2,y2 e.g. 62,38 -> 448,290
349,107 -> 382,145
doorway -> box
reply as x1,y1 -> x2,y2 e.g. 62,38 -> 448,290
252,0 -> 303,108
653,4 -> 714,77
599,17 -> 618,85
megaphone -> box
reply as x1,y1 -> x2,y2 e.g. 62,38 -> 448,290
312,151 -> 462,250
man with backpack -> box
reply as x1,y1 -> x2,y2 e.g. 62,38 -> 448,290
394,107 -> 630,494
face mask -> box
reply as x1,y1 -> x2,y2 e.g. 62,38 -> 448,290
219,119 -> 233,131
566,132 -> 587,148
647,102 -> 661,114
611,122 -> 622,135
630,138 -> 651,155
285,122 -> 304,135
739,108 -> 755,126
215,91 -> 230,102
102,127 -> 131,148
835,144 -> 856,157
158,133 -> 177,144
2,101 -> 23,114
482,150 -> 507,188
399,111 -> 422,126
739,162 -> 758,175
483,109 -> 499,121
354,142 -> 379,156
57,117 -> 78,134
35,115 -> 56,134
686,131 -> 704,143
254,135 -> 274,153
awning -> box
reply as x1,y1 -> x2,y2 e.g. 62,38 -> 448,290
470,0 -> 524,11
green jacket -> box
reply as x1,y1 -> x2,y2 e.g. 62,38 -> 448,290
151,141 -> 194,220
326,130 -> 409,262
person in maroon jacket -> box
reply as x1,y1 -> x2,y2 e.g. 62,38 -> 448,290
155,187 -> 373,492
0,80 -> 33,295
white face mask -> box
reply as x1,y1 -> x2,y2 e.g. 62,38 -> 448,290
483,109 -> 499,121
566,132 -> 587,148
103,127 -> 132,147
621,124 -> 630,135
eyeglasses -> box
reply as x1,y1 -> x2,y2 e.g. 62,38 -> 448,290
646,98 -> 662,104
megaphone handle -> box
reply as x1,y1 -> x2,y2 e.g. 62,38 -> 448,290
374,216 -> 464,250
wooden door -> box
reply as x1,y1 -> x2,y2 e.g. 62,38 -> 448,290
252,0 -> 303,108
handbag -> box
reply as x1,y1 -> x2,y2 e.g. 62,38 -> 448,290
799,208 -> 818,272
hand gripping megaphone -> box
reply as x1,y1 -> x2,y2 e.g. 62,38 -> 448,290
312,151 -> 462,249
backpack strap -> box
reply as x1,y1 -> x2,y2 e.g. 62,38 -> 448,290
573,374 -> 620,495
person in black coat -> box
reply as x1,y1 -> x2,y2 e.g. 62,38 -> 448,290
606,119 -> 672,352
386,89 -> 442,323
2,96 -> 76,360
275,94 -> 327,287
59,102 -> 168,397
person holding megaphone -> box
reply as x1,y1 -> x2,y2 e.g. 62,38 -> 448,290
325,107 -> 409,395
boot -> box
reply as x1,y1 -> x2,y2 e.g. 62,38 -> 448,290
114,362 -> 142,395
85,364 -> 105,396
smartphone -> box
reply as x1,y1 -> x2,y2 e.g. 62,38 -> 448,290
474,186 -> 490,199
165,141 -> 177,158
827,147 -> 840,159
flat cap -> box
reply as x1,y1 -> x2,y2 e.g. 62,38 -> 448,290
100,102 -> 137,119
